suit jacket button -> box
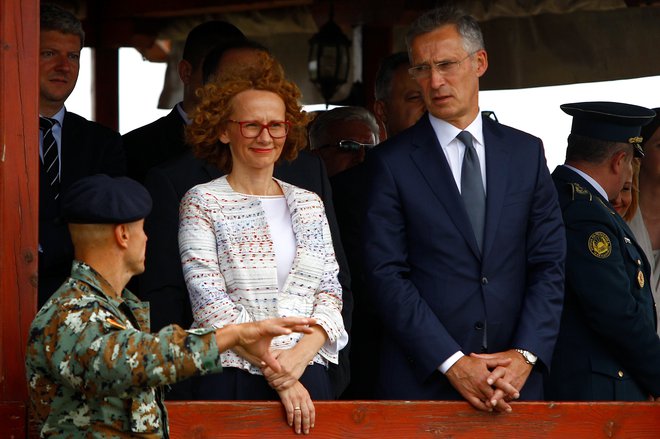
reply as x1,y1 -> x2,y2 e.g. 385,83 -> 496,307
474,321 -> 484,330
617,370 -> 624,378
481,277 -> 488,285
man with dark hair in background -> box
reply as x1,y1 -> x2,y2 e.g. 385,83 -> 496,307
373,51 -> 425,140
38,3 -> 126,306
122,21 -> 246,183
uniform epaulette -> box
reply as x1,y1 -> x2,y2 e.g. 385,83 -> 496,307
568,182 -> 593,201
596,196 -> 618,216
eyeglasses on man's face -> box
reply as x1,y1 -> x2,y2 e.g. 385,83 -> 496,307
228,120 -> 290,139
408,51 -> 476,80
321,139 -> 377,151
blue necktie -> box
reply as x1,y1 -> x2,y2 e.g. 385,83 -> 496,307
40,116 -> 61,200
458,131 -> 485,251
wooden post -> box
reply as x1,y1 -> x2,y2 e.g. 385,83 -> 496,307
362,25 -> 392,111
0,0 -> 39,436
92,47 -> 120,131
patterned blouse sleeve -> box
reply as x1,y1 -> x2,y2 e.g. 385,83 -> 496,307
179,187 -> 254,328
311,196 -> 347,364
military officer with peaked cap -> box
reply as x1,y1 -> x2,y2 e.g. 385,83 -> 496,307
25,174 -> 315,438
546,101 -> 660,401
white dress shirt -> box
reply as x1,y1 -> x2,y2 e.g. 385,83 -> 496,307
428,112 -> 487,374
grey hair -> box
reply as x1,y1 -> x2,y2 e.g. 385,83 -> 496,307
405,5 -> 484,59
309,106 -> 380,149
40,3 -> 85,47
374,52 -> 410,102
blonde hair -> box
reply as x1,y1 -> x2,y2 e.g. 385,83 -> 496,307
623,157 -> 641,222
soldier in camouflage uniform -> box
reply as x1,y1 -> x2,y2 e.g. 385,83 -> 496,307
26,174 -> 314,438
546,102 -> 660,401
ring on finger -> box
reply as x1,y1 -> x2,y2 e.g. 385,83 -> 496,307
294,407 -> 301,411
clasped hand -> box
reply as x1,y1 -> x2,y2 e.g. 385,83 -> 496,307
446,349 -> 533,413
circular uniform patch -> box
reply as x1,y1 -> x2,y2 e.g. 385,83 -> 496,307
588,231 -> 612,259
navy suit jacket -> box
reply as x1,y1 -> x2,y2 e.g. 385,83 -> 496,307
363,113 -> 565,400
39,111 -> 126,306
122,107 -> 187,183
546,165 -> 660,400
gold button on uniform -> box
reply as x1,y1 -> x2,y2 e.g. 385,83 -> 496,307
617,370 -> 624,378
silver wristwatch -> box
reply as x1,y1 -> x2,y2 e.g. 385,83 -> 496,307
515,349 -> 538,366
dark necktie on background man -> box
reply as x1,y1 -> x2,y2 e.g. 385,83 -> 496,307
457,130 -> 485,252
40,116 -> 61,200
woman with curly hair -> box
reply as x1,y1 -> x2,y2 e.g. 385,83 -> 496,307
178,51 -> 347,435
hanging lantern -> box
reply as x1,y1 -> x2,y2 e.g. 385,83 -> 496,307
308,5 -> 350,105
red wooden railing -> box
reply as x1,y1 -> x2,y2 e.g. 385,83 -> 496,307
164,401 -> 660,438
9,400 -> 660,438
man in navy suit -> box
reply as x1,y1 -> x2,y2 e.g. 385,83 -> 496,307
38,3 -> 126,306
363,6 -> 565,412
546,102 -> 660,401
121,20 -> 245,183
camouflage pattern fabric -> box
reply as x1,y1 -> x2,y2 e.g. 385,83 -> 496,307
26,261 -> 223,438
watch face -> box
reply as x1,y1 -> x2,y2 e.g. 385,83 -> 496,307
516,349 -> 537,365
525,352 -> 537,365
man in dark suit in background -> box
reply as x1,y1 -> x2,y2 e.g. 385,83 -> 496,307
372,51 -> 425,141
363,6 -> 565,411
121,21 -> 246,183
38,3 -> 126,306
547,101 -> 660,401
139,41 -> 353,399
307,106 -> 380,399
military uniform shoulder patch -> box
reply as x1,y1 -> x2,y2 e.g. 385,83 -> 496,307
588,231 -> 612,258
569,183 -> 592,201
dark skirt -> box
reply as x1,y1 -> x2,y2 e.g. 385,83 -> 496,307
191,363 -> 334,400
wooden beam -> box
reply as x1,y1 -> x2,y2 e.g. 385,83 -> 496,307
164,401 -> 660,438
0,0 -> 39,403
101,0 -> 313,19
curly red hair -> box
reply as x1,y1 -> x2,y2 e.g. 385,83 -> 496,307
185,52 -> 310,173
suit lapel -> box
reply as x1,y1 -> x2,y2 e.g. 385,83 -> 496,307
409,115 -> 481,258
482,117 -> 511,260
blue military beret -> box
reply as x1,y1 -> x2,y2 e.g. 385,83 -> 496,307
61,174 -> 152,224
561,101 -> 657,157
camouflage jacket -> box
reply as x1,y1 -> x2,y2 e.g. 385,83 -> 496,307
26,261 -> 224,438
